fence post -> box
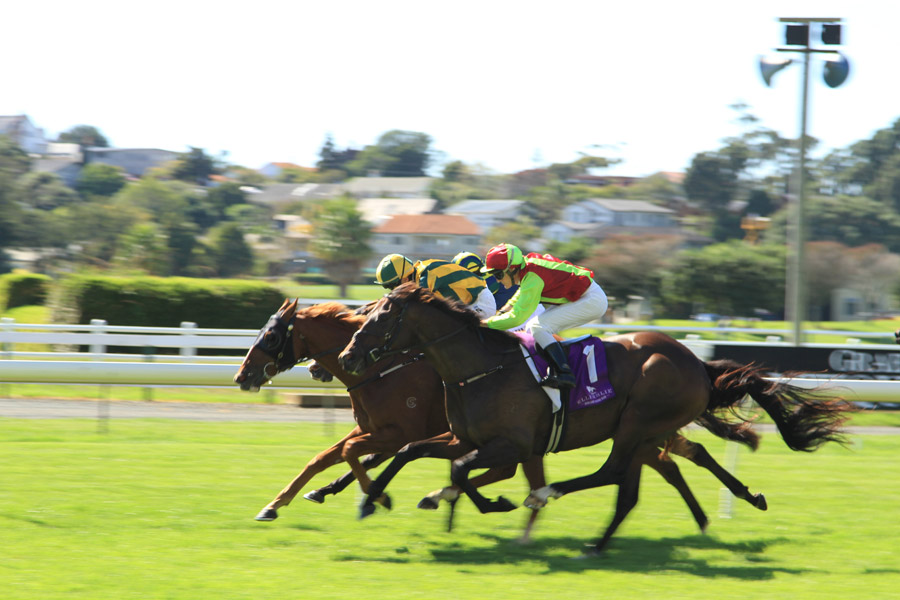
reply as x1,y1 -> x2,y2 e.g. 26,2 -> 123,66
90,319 -> 109,430
89,319 -> 108,355
1,318 -> 13,397
180,322 -> 197,357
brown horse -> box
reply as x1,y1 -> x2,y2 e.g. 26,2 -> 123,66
233,298 -> 762,538
234,299 -> 451,520
338,283 -> 854,553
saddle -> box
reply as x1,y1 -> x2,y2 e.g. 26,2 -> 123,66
514,332 -> 617,453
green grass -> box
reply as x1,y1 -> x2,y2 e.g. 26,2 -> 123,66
1,419 -> 898,599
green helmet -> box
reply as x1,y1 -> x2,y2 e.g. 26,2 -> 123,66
375,254 -> 414,289
452,251 -> 485,275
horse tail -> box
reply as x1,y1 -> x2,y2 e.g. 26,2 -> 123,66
700,359 -> 855,452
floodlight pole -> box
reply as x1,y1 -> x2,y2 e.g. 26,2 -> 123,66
769,17 -> 845,345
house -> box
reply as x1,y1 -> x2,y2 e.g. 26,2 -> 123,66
244,182 -> 343,206
544,198 -> 678,243
444,199 -> 524,233
357,197 -> 436,226
84,147 -> 178,178
368,214 -> 482,269
258,162 -> 314,179
341,176 -> 434,198
0,115 -> 47,155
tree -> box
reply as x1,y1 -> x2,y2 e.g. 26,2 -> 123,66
113,222 -> 170,275
308,197 -> 372,296
75,163 -> 127,198
660,241 -> 786,318
347,130 -> 433,177
170,147 -> 217,185
0,136 -> 31,249
16,171 -> 79,211
57,125 -> 109,149
483,217 -> 542,251
805,241 -> 854,320
207,222 -> 254,277
582,234 -> 683,307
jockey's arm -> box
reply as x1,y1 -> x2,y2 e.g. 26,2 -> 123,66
482,271 -> 543,330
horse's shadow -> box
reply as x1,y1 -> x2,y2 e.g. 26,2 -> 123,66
427,533 -> 803,579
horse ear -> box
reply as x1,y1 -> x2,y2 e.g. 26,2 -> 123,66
286,298 -> 299,316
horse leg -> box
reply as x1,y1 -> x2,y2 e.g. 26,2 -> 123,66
449,437 -> 525,514
668,434 -> 767,510
519,455 -> 546,544
304,453 -> 385,504
587,453 -> 644,555
341,425 -> 409,510
256,426 -> 363,521
359,432 -> 472,519
639,443 -> 709,532
418,464 -> 517,510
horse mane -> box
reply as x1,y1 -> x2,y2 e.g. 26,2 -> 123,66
296,301 -> 368,327
389,282 -> 519,346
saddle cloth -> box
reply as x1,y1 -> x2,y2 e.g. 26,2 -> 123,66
513,331 -> 616,413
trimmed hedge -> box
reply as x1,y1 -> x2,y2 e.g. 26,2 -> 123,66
51,275 -> 287,328
0,273 -> 52,311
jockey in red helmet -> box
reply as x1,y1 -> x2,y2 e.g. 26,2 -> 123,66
480,243 -> 608,389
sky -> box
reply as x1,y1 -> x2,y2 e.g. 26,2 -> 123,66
3,1 -> 898,178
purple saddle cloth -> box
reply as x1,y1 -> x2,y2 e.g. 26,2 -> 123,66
513,332 -> 616,410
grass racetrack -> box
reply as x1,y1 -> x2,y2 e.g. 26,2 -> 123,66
2,418 -> 898,600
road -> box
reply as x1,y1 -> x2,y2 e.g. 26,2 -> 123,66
1,397 -> 897,435
0,397 -> 356,423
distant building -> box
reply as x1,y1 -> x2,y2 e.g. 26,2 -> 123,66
368,214 -> 481,269
85,147 -> 178,178
0,115 -> 47,155
544,198 -> 678,243
258,162 -> 315,179
342,176 -> 434,198
444,199 -> 524,234
357,197 -> 436,226
244,182 -> 343,206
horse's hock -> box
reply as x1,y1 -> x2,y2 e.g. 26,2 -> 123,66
283,393 -> 352,408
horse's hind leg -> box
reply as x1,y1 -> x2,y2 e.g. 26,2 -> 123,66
640,444 -> 708,532
304,453 -> 385,503
256,426 -> 363,521
588,453 -> 643,554
450,437 -> 524,514
668,435 -> 767,510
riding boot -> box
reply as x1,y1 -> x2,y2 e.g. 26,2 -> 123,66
541,342 -> 576,389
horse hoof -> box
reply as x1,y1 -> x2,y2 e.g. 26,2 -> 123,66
755,493 -> 768,511
255,508 -> 278,521
495,496 -> 517,512
304,490 -> 325,504
417,497 -> 439,510
359,503 -> 376,520
377,493 -> 392,511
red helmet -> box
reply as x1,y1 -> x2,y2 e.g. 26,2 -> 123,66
481,244 -> 524,273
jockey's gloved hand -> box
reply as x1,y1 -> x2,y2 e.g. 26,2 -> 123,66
308,361 -> 334,382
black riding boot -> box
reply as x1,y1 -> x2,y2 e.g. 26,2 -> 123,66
541,342 -> 576,389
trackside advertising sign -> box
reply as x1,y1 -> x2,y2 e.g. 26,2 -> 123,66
710,344 -> 900,380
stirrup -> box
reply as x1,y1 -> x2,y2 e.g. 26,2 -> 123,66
542,371 -> 575,389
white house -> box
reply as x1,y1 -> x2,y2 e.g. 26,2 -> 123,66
545,198 -> 678,242
0,115 -> 48,155
368,214 -> 482,269
85,147 -> 178,178
341,176 -> 434,198
357,197 -> 436,226
445,199 -> 524,233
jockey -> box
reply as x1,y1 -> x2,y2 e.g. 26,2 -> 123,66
479,243 -> 608,389
452,251 -> 517,310
374,253 -> 496,317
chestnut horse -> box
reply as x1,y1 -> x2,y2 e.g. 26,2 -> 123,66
338,283 -> 854,553
234,298 -> 763,538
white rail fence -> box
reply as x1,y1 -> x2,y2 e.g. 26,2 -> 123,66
1,318 -> 898,402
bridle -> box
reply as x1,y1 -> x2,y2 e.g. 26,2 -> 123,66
253,312 -> 345,379
353,300 -> 469,366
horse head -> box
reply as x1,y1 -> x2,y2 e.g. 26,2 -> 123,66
234,298 -> 301,392
339,284 -> 424,375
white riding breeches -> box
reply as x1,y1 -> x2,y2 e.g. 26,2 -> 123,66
529,281 -> 608,348
470,286 -> 498,318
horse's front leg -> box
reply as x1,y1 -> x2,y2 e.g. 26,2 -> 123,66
359,431 -> 470,519
256,425 -> 363,521
303,453 -> 385,504
340,425 -> 410,510
518,455 -> 546,544
450,437 -> 525,514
